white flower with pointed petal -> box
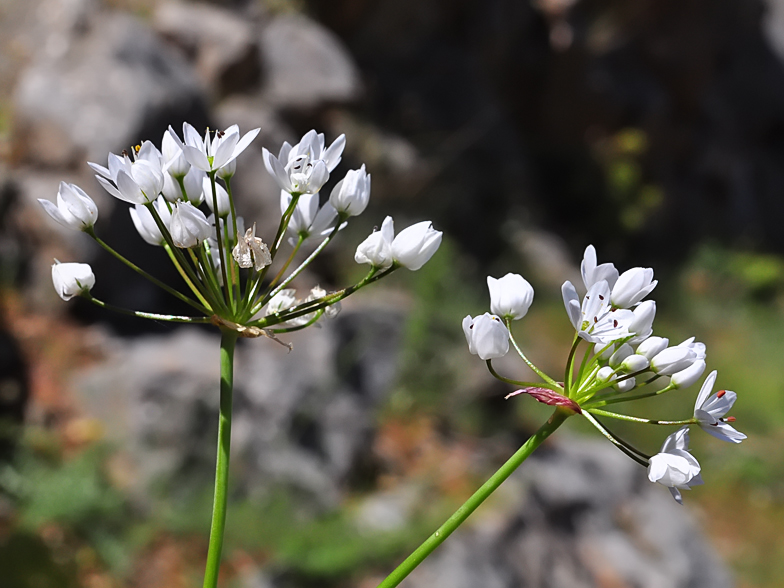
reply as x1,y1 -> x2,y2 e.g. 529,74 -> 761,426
39,182 -> 98,231
647,427 -> 703,504
581,245 -> 619,290
627,300 -> 656,344
52,262 -> 95,301
169,202 -> 211,248
636,336 -> 669,359
355,216 -> 394,268
330,165 -> 371,216
693,371 -> 746,443
562,280 -> 634,344
650,346 -> 696,375
168,123 -> 260,174
162,130 -> 190,177
90,143 -> 164,205
129,196 -> 172,246
280,192 -> 343,245
611,266 -> 657,308
487,273 -> 534,321
262,130 -> 345,195
462,313 -> 510,360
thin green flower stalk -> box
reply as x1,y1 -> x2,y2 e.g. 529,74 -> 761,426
41,125 -> 443,588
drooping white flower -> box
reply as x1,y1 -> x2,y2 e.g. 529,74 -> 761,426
670,359 -> 706,389
487,273 -> 534,321
52,262 -> 95,301
581,245 -> 619,290
90,142 -> 165,205
39,182 -> 98,231
462,313 -> 510,360
390,220 -> 443,271
280,192 -> 341,245
636,336 -> 669,360
168,123 -> 260,175
203,177 -> 231,217
693,371 -> 746,443
562,280 -> 634,344
650,346 -> 696,375
266,289 -> 298,315
647,427 -> 703,504
263,130 -> 345,195
232,223 -> 272,271
611,266 -> 657,309
169,201 -> 211,248
330,165 -> 371,216
162,166 -> 205,204
355,216 -> 394,268
129,196 -> 172,246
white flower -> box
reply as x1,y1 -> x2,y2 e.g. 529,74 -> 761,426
233,223 -> 271,271
390,220 -> 443,271
636,336 -> 669,359
266,289 -> 298,315
650,346 -> 696,375
203,177 -> 231,217
611,266 -> 657,308
168,123 -> 260,174
162,130 -> 190,178
330,165 -> 371,216
562,280 -> 634,344
217,157 -> 236,180
670,359 -> 706,389
581,245 -> 619,290
597,366 -> 616,382
487,273 -> 534,321
355,217 -> 394,268
169,202 -> 211,248
280,192 -> 341,245
647,427 -> 703,504
609,343 -> 633,368
462,313 -> 510,360
90,143 -> 164,204
620,354 -> 649,373
614,376 -> 636,393
162,166 -> 205,204
693,371 -> 746,443
39,182 -> 98,231
129,196 -> 172,246
263,130 -> 345,195
676,337 -> 706,360
52,262 -> 95,301
627,300 -> 656,344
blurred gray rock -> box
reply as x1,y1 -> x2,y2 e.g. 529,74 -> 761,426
260,13 -> 363,111
13,9 -> 206,166
403,436 -> 734,588
154,1 -> 262,97
71,306 -> 404,508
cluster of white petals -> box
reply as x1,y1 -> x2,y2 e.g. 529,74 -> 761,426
354,216 -> 443,271
647,428 -> 703,504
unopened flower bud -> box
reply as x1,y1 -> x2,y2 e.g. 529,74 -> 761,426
671,359 -> 706,389
614,376 -> 635,393
636,336 -> 669,360
650,347 -> 696,375
52,262 -> 95,301
621,354 -> 649,373
170,202 -> 211,248
487,273 -> 535,321
609,344 -> 633,368
462,313 -> 509,360
597,366 -> 616,383
330,165 -> 371,216
611,267 -> 657,308
203,177 -> 231,217
39,182 -> 99,231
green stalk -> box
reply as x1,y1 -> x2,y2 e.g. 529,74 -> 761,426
506,321 -> 559,387
202,330 -> 238,588
586,408 -> 695,426
485,360 -> 560,391
375,408 -> 570,588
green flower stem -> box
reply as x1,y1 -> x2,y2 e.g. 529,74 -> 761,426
164,244 -> 213,309
505,321 -> 559,387
203,329 -> 238,588
208,173 -> 232,308
586,382 -> 676,408
84,294 -> 212,323
485,360 -> 560,391
270,309 -> 325,333
564,336 -> 580,396
87,229 -> 209,314
581,411 -> 650,466
586,408 -> 695,426
266,235 -> 303,293
375,408 -> 571,588
264,218 -> 345,306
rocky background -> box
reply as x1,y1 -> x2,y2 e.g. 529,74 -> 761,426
1,0 -> 784,586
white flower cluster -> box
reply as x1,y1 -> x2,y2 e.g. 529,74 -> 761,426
462,244 -> 745,504
40,124 -> 442,335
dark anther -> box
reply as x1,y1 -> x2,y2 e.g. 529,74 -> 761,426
613,320 -> 618,327
599,295 -> 604,300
